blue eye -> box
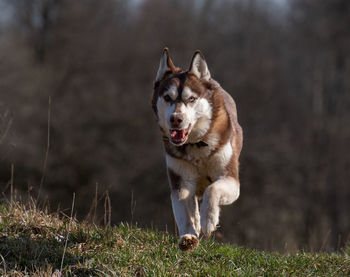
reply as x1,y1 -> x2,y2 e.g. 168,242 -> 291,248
189,96 -> 196,102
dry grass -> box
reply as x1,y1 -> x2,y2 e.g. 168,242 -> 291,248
0,200 -> 349,276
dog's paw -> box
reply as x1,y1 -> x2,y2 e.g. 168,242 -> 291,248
178,234 -> 199,251
201,218 -> 218,238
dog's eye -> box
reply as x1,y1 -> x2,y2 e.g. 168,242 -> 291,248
188,96 -> 196,102
164,95 -> 171,102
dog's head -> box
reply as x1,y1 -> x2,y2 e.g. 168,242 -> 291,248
152,48 -> 213,146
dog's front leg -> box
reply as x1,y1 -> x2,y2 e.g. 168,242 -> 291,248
171,188 -> 200,251
167,156 -> 200,251
200,176 -> 240,237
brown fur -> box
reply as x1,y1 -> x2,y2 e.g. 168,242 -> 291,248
195,176 -> 212,197
178,235 -> 199,252
167,168 -> 181,191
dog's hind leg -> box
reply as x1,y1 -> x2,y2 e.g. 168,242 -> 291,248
200,176 -> 240,237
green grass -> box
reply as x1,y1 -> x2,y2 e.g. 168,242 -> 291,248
0,202 -> 349,276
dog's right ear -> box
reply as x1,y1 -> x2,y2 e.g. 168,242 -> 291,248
155,48 -> 176,82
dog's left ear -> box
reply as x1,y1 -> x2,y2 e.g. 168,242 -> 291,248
189,50 -> 211,81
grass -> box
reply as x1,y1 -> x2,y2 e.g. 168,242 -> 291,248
0,201 -> 349,276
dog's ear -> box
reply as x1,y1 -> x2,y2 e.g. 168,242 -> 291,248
155,47 -> 176,82
189,50 -> 211,81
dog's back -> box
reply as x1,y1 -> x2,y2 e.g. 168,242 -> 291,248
218,80 -> 243,162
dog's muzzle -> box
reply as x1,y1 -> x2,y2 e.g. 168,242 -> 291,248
169,124 -> 191,145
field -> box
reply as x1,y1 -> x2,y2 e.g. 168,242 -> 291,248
0,201 -> 349,276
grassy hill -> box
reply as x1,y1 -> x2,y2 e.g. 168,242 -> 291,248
0,201 -> 349,276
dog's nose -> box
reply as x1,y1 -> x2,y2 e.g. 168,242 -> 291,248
170,114 -> 183,127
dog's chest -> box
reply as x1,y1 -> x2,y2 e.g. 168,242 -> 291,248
183,146 -> 216,196
184,144 -> 226,182
168,140 -> 231,181
183,145 -> 210,170
184,141 -> 232,181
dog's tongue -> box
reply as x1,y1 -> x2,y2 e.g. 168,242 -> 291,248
171,130 -> 185,140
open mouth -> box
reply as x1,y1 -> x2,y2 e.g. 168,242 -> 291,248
170,125 -> 191,145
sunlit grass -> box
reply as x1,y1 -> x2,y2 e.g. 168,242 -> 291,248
0,201 -> 349,276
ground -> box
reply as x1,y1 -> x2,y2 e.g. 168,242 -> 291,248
0,201 -> 349,276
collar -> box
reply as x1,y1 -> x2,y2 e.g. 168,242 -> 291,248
163,137 -> 208,148
187,141 -> 208,148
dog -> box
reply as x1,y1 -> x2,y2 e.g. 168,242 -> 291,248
152,48 -> 243,251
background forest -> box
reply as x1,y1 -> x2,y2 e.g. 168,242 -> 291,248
0,0 -> 349,252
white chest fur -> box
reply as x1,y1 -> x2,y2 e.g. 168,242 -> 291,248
167,138 -> 232,183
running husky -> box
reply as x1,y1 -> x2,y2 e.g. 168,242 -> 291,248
152,48 -> 243,251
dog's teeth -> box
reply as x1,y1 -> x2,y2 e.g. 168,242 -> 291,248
181,130 -> 185,138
